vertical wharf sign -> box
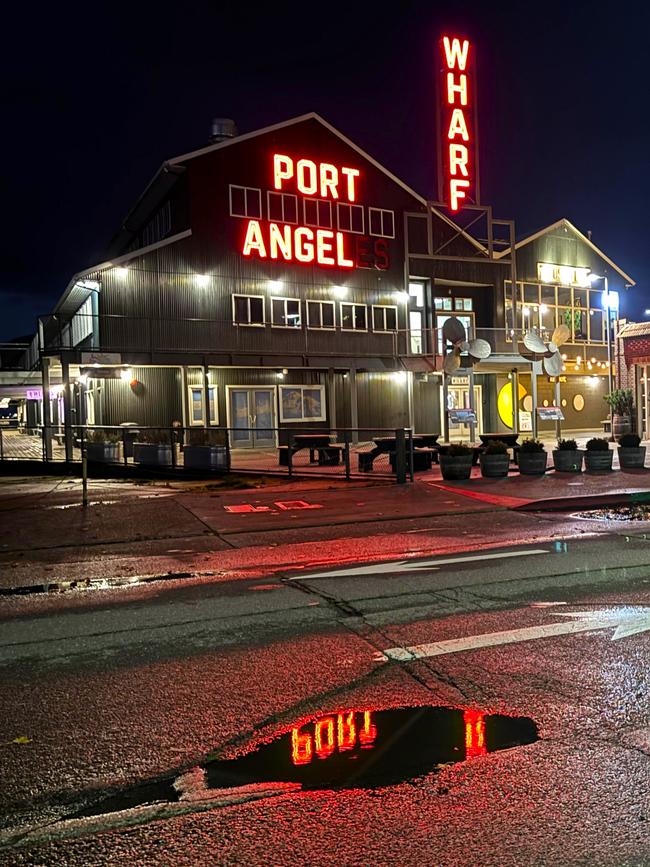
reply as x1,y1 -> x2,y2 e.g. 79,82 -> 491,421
437,35 -> 479,212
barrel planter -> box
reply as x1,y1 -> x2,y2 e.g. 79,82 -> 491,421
552,449 -> 583,473
133,443 -> 173,467
618,446 -> 646,469
183,445 -> 230,471
439,454 -> 473,481
86,442 -> 121,464
584,449 -> 613,472
479,453 -> 509,478
612,414 -> 632,439
518,452 -> 547,475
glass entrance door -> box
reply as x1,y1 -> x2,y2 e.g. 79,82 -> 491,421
229,388 -> 276,448
444,385 -> 483,442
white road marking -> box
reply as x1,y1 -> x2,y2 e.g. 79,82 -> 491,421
378,606 -> 650,662
294,548 -> 550,580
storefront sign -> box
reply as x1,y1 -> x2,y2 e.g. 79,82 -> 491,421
448,408 -> 477,424
80,352 -> 122,365
537,406 -> 564,421
438,35 -> 478,211
237,153 -> 390,271
26,389 -> 43,401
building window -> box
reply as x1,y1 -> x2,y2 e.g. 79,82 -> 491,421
278,384 -> 326,423
303,198 -> 333,228
336,202 -> 364,234
368,207 -> 395,238
188,385 -> 218,426
434,296 -> 453,310
454,297 -> 473,311
409,281 -> 425,308
141,201 -> 171,247
229,185 -> 262,219
372,305 -> 398,332
505,281 -> 605,344
267,191 -> 298,224
340,302 -> 367,331
271,297 -> 301,328
437,313 -> 474,354
306,300 -> 335,330
232,294 -> 265,326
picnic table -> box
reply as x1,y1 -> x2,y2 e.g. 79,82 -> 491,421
359,434 -> 428,472
278,433 -> 342,466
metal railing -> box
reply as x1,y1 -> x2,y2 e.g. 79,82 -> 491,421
0,424 -> 416,482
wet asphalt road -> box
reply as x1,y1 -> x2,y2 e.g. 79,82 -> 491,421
1,519 -> 650,865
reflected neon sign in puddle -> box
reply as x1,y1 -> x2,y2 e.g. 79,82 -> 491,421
76,705 -> 538,819
205,706 -> 537,791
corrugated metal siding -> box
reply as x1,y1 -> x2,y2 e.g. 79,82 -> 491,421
414,377 -> 441,432
98,367 -> 182,426
356,373 -> 409,429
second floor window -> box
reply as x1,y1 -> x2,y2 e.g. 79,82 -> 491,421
341,302 -> 367,331
337,202 -> 364,234
271,297 -> 301,328
369,207 -> 395,238
267,191 -> 298,224
306,300 -> 335,329
372,305 -> 398,331
233,295 -> 265,326
229,185 -> 262,219
304,198 -> 333,228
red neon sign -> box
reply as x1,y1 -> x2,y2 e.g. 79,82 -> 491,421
273,154 -> 360,201
463,709 -> 487,758
290,710 -> 377,766
439,35 -> 477,211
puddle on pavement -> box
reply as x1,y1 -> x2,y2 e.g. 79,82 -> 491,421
74,706 -> 538,818
574,504 -> 650,522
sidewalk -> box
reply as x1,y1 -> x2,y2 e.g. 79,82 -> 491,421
1,467 -> 650,595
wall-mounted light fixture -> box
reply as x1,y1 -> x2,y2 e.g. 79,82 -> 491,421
195,274 -> 210,287
331,285 -> 348,298
115,267 -> 129,279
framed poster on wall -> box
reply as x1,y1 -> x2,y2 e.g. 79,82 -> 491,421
279,385 -> 326,423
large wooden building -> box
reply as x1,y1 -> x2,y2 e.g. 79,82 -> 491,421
25,113 -> 635,456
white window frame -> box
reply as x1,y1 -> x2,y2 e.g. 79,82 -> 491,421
371,304 -> 398,332
232,294 -> 266,327
187,385 -> 219,426
340,302 -> 368,332
368,207 -> 395,238
278,384 -> 327,423
303,198 -> 333,229
266,191 -> 298,224
229,185 -> 262,219
336,202 -> 365,234
306,299 -> 336,330
271,296 -> 302,329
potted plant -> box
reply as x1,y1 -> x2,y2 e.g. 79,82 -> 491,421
617,432 -> 646,469
517,439 -> 547,475
133,429 -> 174,467
552,438 -> 583,473
439,442 -> 474,481
183,429 -> 230,471
604,388 -> 634,439
85,428 -> 121,463
479,440 -> 510,478
584,437 -> 613,472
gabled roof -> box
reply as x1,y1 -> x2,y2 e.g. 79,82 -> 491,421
619,321 -> 650,338
495,217 -> 635,285
167,112 -> 429,207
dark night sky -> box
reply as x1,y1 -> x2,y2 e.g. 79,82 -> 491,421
2,0 -> 649,340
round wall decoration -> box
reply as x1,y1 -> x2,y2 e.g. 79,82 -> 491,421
573,394 -> 585,412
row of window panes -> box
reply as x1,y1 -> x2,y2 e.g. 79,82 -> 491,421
504,283 -> 605,343
505,302 -> 605,343
233,295 -> 398,331
434,296 -> 473,312
229,185 -> 395,238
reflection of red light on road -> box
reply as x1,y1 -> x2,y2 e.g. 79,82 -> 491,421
337,712 -> 356,751
359,711 -> 377,747
464,709 -> 486,758
314,717 -> 336,759
291,727 -> 313,765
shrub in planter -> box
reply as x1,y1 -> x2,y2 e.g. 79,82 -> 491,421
584,437 -> 613,472
133,430 -> 173,467
85,428 -> 121,463
479,440 -> 510,478
440,442 -> 474,481
605,388 -> 634,438
552,438 -> 583,473
617,432 -> 646,469
517,438 -> 547,475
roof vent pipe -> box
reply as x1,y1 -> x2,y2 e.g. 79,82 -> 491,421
210,118 -> 238,143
